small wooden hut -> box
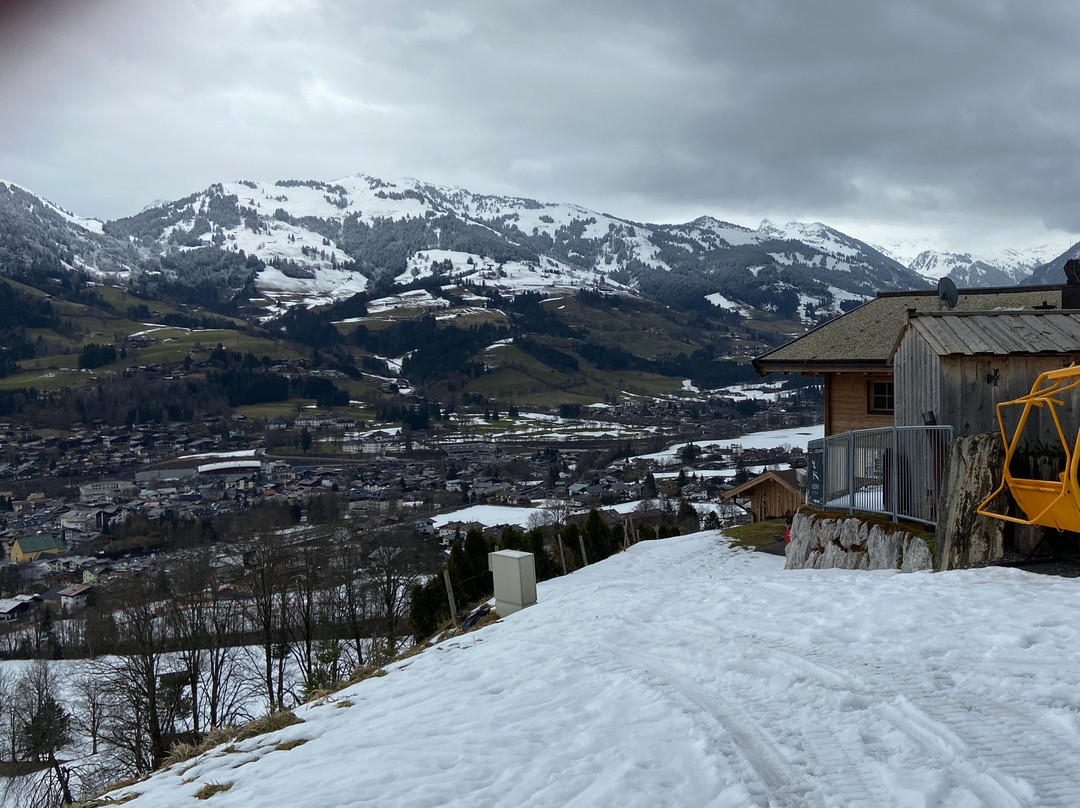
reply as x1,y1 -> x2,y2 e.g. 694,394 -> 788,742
722,469 -> 803,523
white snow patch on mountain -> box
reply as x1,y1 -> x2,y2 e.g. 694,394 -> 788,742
221,219 -> 352,270
366,289 -> 449,314
257,265 -> 368,304
396,248 -> 627,296
705,292 -> 750,314
222,176 -> 430,224
716,381 -> 788,401
637,424 -> 824,464
828,285 -> 870,307
759,219 -> 860,258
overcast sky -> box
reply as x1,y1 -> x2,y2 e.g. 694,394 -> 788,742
2,0 -> 1079,253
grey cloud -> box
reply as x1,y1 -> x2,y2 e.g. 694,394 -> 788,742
1,0 -> 1078,250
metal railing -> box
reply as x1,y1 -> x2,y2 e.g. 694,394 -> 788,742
805,425 -> 953,526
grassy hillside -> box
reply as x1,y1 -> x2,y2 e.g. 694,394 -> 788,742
0,270 -> 800,422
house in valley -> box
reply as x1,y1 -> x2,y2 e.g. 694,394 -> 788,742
721,469 -> 804,523
10,533 -> 66,564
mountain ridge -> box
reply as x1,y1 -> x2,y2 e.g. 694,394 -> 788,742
90,174 -> 928,318
4,173 -> 1067,320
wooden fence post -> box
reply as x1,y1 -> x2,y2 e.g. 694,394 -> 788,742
557,535 -> 567,575
578,535 -> 589,566
443,569 -> 459,628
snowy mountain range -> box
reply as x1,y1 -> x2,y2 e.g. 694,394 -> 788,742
94,175 -> 930,317
1,174 -> 1074,318
873,238 -> 1059,286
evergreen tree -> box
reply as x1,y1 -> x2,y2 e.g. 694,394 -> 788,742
583,508 -> 611,561
678,498 -> 700,533
463,529 -> 492,602
447,539 -> 473,602
643,472 -> 658,499
20,694 -> 72,763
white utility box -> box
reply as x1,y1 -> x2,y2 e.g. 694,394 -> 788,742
488,550 -> 537,615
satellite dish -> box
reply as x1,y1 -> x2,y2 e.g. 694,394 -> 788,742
938,277 -> 959,310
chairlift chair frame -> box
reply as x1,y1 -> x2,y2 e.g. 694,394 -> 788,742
977,365 -> 1080,532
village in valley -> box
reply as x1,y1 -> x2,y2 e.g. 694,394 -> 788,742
0,357 -> 819,647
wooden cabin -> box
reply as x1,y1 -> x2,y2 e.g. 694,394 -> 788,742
892,310 -> 1080,443
754,286 -> 1065,436
722,469 -> 803,523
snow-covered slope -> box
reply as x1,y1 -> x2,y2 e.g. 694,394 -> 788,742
105,532 -> 1080,808
1,180 -> 105,235
99,175 -> 927,310
876,239 -> 1059,287
0,180 -> 137,281
1023,239 -> 1080,286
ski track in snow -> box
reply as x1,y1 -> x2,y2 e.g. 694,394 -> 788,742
107,535 -> 1080,808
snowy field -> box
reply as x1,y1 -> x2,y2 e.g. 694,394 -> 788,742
431,505 -> 538,529
636,424 -> 824,465
108,532 -> 1080,808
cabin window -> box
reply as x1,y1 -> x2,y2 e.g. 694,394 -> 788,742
868,380 -> 894,414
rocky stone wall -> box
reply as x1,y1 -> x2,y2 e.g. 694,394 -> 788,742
786,510 -> 933,572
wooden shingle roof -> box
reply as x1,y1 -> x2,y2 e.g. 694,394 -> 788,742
754,286 -> 1064,373
899,310 -> 1080,356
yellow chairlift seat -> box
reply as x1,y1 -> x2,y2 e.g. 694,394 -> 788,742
978,365 -> 1080,533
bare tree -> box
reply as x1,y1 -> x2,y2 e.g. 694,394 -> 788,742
0,666 -> 16,763
242,529 -> 293,710
541,495 -> 576,528
167,552 -> 211,736
70,668 -> 108,757
98,576 -> 186,772
287,535 -> 322,696
366,531 -> 428,660
200,570 -> 253,729
329,525 -> 373,670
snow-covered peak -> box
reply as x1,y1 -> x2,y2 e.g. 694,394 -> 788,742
878,240 -> 1063,286
0,180 -> 104,234
140,198 -> 171,213
756,219 -> 831,240
688,215 -> 748,231
872,238 -> 940,267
